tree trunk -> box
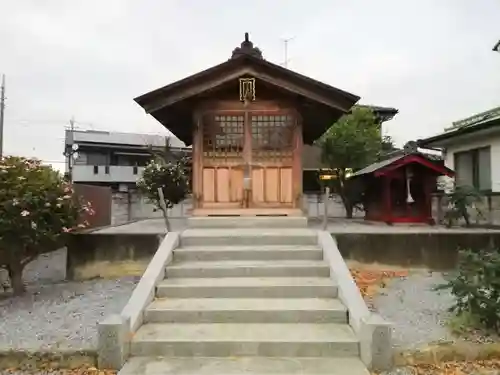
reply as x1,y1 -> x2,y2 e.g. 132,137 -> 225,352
336,172 -> 353,219
7,263 -> 25,296
463,210 -> 471,227
344,202 -> 354,219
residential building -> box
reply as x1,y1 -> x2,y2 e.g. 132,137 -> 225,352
418,106 -> 500,192
64,129 -> 190,191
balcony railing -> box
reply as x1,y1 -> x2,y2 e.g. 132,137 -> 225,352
72,165 -> 145,183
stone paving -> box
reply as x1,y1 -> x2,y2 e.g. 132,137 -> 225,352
92,217 -> 500,235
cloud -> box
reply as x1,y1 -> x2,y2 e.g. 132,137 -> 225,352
0,0 -> 499,167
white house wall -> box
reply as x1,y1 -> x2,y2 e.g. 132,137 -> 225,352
444,134 -> 500,192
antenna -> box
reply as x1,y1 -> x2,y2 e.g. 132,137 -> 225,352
281,36 -> 295,68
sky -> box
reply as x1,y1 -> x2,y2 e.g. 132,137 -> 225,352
1,0 -> 499,172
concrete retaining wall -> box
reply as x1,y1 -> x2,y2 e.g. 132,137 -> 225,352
66,233 -> 161,280
66,229 -> 500,281
336,232 -> 500,270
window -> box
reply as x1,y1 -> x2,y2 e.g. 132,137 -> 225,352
86,152 -> 108,165
454,146 -> 491,190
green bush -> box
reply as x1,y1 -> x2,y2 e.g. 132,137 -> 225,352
0,156 -> 92,295
436,248 -> 500,332
443,185 -> 483,227
136,156 -> 190,210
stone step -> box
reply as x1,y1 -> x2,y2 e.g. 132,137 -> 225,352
131,323 -> 359,358
145,298 -> 348,324
156,277 -> 337,299
166,260 -> 330,278
173,245 -> 323,262
180,228 -> 317,247
119,356 -> 370,375
187,216 -> 308,229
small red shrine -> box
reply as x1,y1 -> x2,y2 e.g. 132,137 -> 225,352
350,144 -> 454,225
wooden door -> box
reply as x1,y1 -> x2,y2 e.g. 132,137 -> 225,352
249,112 -> 296,208
199,108 -> 299,210
200,112 -> 246,208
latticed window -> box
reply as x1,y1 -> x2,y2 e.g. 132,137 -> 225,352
203,114 -> 244,159
251,114 -> 294,161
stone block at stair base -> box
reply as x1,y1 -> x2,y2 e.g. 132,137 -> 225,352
359,313 -> 393,371
98,314 -> 130,370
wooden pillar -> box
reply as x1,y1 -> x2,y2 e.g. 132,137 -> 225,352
384,177 -> 393,225
243,106 -> 252,208
292,115 -> 303,209
424,175 -> 435,225
192,113 -> 203,210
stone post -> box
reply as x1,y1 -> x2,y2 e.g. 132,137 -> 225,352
98,314 -> 130,370
322,187 -> 330,230
359,313 -> 393,371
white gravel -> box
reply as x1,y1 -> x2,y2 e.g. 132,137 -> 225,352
373,270 -> 456,349
0,250 -> 138,351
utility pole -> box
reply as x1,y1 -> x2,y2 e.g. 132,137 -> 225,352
65,116 -> 77,182
281,36 -> 295,68
0,74 -> 5,158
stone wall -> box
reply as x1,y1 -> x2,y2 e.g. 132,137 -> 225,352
109,191 -> 361,225
111,192 -> 190,225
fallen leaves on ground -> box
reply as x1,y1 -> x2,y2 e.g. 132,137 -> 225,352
350,268 -> 408,309
373,359 -> 500,374
0,367 -> 117,374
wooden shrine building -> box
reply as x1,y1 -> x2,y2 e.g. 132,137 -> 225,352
350,143 -> 454,224
134,33 -> 363,216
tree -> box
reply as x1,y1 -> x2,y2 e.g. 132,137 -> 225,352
137,141 -> 190,231
381,135 -> 398,156
316,107 -> 390,218
0,156 -> 92,295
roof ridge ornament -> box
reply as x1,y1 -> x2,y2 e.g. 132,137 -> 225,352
230,32 -> 263,60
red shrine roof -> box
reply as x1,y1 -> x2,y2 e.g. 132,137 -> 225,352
350,152 -> 454,178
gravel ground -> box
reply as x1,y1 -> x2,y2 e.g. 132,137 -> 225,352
373,270 -> 456,349
0,248 -> 475,375
0,250 -> 138,351
1,249 -> 67,292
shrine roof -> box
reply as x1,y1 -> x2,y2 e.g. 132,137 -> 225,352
134,33 -> 360,113
356,105 -> 398,122
350,152 -> 454,178
133,33 -> 363,145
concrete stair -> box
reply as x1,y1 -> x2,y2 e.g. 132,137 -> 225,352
120,356 -> 369,375
131,322 -> 359,357
173,245 -> 323,261
120,225 -> 369,375
156,277 -> 338,298
180,228 -> 318,246
145,298 -> 348,323
166,260 -> 331,278
187,216 -> 308,229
